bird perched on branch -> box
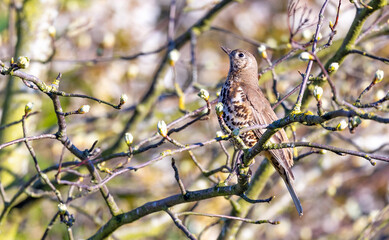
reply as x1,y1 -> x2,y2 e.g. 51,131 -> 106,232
218,46 -> 303,216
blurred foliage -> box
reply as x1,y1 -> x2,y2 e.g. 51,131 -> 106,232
0,0 -> 388,239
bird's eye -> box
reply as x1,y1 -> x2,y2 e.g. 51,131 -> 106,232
238,53 -> 245,58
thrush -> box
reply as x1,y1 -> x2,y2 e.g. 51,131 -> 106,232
218,46 -> 303,216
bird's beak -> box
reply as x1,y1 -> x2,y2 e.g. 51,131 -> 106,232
221,46 -> 232,55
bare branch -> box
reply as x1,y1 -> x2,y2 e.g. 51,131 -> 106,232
166,208 -> 197,240
177,211 -> 279,225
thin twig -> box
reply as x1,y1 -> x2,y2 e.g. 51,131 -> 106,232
0,161 -> 76,223
294,150 -> 322,162
177,211 -> 279,225
22,117 -> 63,202
42,46 -> 166,63
294,0 -> 331,111
349,49 -> 389,63
0,111 -> 38,131
312,53 -> 339,103
240,194 -> 274,204
271,83 -> 301,110
166,209 -> 197,240
41,211 -> 60,240
171,158 -> 187,196
0,134 -> 57,150
264,141 -> 389,164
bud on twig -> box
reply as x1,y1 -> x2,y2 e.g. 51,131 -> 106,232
168,49 -> 180,66
78,105 -> 90,114
16,56 -> 30,69
58,203 -> 67,214
328,62 -> 339,73
313,86 -> 323,101
329,20 -> 334,30
257,45 -> 268,59
157,120 -> 168,137
373,70 -> 384,84
120,94 -> 128,105
198,89 -> 209,101
299,52 -> 314,61
315,32 -> 322,41
215,103 -> 224,117
351,116 -> 362,128
336,120 -> 347,131
319,149 -> 327,154
25,102 -> 34,115
124,132 -> 134,146
216,131 -> 223,138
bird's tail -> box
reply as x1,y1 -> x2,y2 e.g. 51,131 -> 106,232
282,174 -> 303,216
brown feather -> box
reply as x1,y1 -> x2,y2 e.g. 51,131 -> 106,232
240,82 -> 295,179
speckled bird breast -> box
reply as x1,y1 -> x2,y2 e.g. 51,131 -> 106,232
219,79 -> 258,148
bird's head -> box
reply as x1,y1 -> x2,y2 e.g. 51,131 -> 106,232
221,46 -> 258,74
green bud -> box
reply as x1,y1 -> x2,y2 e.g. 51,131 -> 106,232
351,116 -> 362,128
299,52 -> 314,61
157,120 -> 168,137
313,86 -> 323,101
336,120 -> 348,131
328,62 -> 339,73
25,102 -> 34,115
58,203 -> 67,214
216,131 -> 223,138
373,70 -> 384,84
215,102 -> 224,116
329,21 -> 334,29
78,105 -> 90,114
120,94 -> 128,105
257,44 -> 267,59
314,32 -> 322,41
198,89 -> 209,101
16,56 -> 30,69
168,49 -> 180,66
124,132 -> 134,146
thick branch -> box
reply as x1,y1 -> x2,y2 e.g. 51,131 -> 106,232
88,184 -> 247,240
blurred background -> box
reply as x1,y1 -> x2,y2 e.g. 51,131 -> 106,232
0,0 -> 388,239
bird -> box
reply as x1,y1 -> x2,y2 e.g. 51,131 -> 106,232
218,46 -> 303,216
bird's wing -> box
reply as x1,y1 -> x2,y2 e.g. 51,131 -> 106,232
241,83 -> 295,179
